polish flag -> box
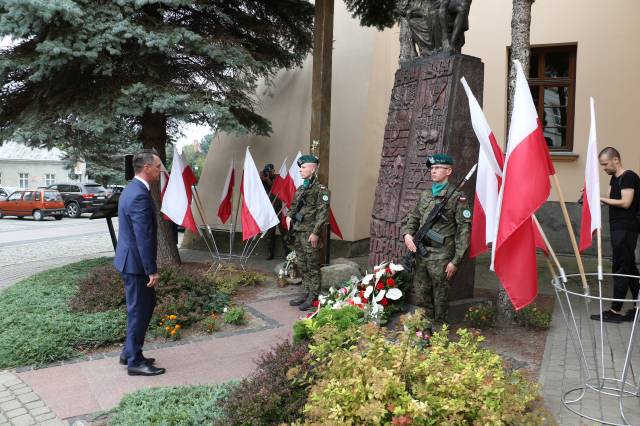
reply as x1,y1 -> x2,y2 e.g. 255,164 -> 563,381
579,97 -> 601,252
217,160 -> 234,224
281,151 -> 303,207
240,147 -> 279,240
329,208 -> 344,239
160,162 -> 170,199
161,146 -> 198,233
271,158 -> 289,205
461,78 -> 504,258
491,60 -> 555,310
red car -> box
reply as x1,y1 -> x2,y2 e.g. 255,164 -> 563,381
0,189 -> 66,221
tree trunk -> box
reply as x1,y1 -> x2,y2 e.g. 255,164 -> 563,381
141,109 -> 182,265
497,0 -> 535,320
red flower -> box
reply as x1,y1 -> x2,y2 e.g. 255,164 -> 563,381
386,278 -> 395,287
359,290 -> 365,299
376,282 -> 384,290
385,267 -> 392,275
312,299 -> 319,307
380,297 -> 389,306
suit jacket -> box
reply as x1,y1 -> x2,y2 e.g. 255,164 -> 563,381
114,178 -> 158,275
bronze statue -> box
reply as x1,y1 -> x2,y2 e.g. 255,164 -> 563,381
398,0 -> 471,60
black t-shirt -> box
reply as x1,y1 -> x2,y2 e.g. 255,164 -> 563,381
609,170 -> 640,231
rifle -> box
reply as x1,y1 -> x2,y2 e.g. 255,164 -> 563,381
286,175 -> 315,245
402,163 -> 477,273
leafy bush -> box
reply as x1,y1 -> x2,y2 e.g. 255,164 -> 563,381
200,313 -> 220,333
515,304 -> 552,330
303,313 -> 547,425
218,341 -> 311,425
207,264 -> 265,295
223,306 -> 247,325
465,302 -> 498,329
109,383 -> 233,425
293,305 -> 365,344
0,258 -> 126,368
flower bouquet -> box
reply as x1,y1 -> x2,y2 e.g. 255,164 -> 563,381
312,261 -> 406,324
284,250 -> 298,278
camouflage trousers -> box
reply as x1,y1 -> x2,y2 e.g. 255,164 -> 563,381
293,231 -> 321,297
413,255 -> 451,325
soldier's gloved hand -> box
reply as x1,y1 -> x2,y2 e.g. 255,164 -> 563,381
404,234 -> 417,253
308,233 -> 319,248
445,262 -> 458,281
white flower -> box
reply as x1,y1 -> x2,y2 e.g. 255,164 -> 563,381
362,274 -> 374,285
329,287 -> 336,294
373,261 -> 388,272
386,288 -> 403,300
389,262 -> 404,272
318,295 -> 327,304
352,296 -> 362,305
223,306 -> 228,313
364,285 -> 373,299
375,269 -> 385,282
375,289 -> 386,302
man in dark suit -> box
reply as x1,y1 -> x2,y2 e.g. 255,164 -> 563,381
114,149 -> 166,376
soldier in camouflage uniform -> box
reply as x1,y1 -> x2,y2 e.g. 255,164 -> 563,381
260,163 -> 288,260
401,153 -> 472,326
287,155 -> 330,311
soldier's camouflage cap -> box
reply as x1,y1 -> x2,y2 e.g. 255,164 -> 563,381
426,153 -> 453,168
297,154 -> 319,167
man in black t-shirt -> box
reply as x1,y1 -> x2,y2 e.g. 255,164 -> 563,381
591,147 -> 640,323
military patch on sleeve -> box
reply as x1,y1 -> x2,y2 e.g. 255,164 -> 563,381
462,209 -> 471,218
322,194 -> 329,203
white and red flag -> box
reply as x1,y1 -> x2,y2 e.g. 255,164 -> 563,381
160,162 -> 170,199
579,97 -> 601,252
217,159 -> 235,224
491,60 -> 555,310
281,151 -> 303,207
240,147 -> 279,240
461,78 -> 504,258
271,158 -> 289,204
161,146 -> 198,233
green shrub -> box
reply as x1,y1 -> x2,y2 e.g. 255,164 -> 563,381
303,314 -> 547,425
292,305 -> 365,344
0,258 -> 126,368
218,341 -> 311,425
465,302 -> 497,329
200,313 -> 221,333
223,306 -> 247,325
109,383 -> 233,425
515,304 -> 552,330
208,265 -> 265,295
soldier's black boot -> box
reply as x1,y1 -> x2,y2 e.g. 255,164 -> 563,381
289,293 -> 308,306
298,294 -> 317,311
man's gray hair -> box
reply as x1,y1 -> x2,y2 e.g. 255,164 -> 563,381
133,149 -> 158,173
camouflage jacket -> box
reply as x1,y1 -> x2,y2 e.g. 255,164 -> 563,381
400,185 -> 472,265
287,179 -> 330,235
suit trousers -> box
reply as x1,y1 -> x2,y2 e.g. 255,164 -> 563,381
122,273 -> 157,367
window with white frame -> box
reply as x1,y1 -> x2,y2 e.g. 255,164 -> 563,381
19,173 -> 29,189
45,174 -> 55,186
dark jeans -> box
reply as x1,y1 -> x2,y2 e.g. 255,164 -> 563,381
611,229 -> 640,312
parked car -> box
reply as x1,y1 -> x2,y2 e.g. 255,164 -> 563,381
0,186 -> 17,200
105,184 -> 125,198
46,182 -> 108,218
0,189 -> 65,220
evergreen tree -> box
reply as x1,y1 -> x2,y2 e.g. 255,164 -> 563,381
0,1 -> 314,263
342,0 -> 399,30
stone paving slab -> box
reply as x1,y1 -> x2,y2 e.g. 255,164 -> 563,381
0,371 -> 65,426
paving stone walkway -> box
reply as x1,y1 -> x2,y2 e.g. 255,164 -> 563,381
0,372 -> 63,426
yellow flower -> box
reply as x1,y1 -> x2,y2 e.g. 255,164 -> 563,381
170,330 -> 177,336
175,324 -> 181,330
169,315 -> 177,320
165,326 -> 171,331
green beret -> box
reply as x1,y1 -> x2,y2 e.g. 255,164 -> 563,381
297,154 -> 319,167
426,153 -> 453,168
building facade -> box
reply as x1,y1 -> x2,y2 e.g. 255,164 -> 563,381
193,0 -> 639,255
0,142 -> 81,190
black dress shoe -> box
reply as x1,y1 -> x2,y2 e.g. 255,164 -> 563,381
119,356 -> 156,366
127,364 -> 166,376
590,310 -> 624,323
289,294 -> 308,306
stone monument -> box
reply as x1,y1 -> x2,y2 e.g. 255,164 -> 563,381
369,0 -> 481,301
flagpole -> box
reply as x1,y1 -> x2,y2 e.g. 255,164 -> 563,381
191,185 -> 221,262
228,156 -> 235,259
551,175 -> 589,290
532,215 -> 565,280
230,168 -> 243,259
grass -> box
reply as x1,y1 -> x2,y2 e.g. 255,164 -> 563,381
108,383 -> 234,426
0,257 -> 126,368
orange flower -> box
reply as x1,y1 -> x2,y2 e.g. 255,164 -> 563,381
170,330 -> 177,336
165,326 -> 171,331
175,324 -> 181,330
